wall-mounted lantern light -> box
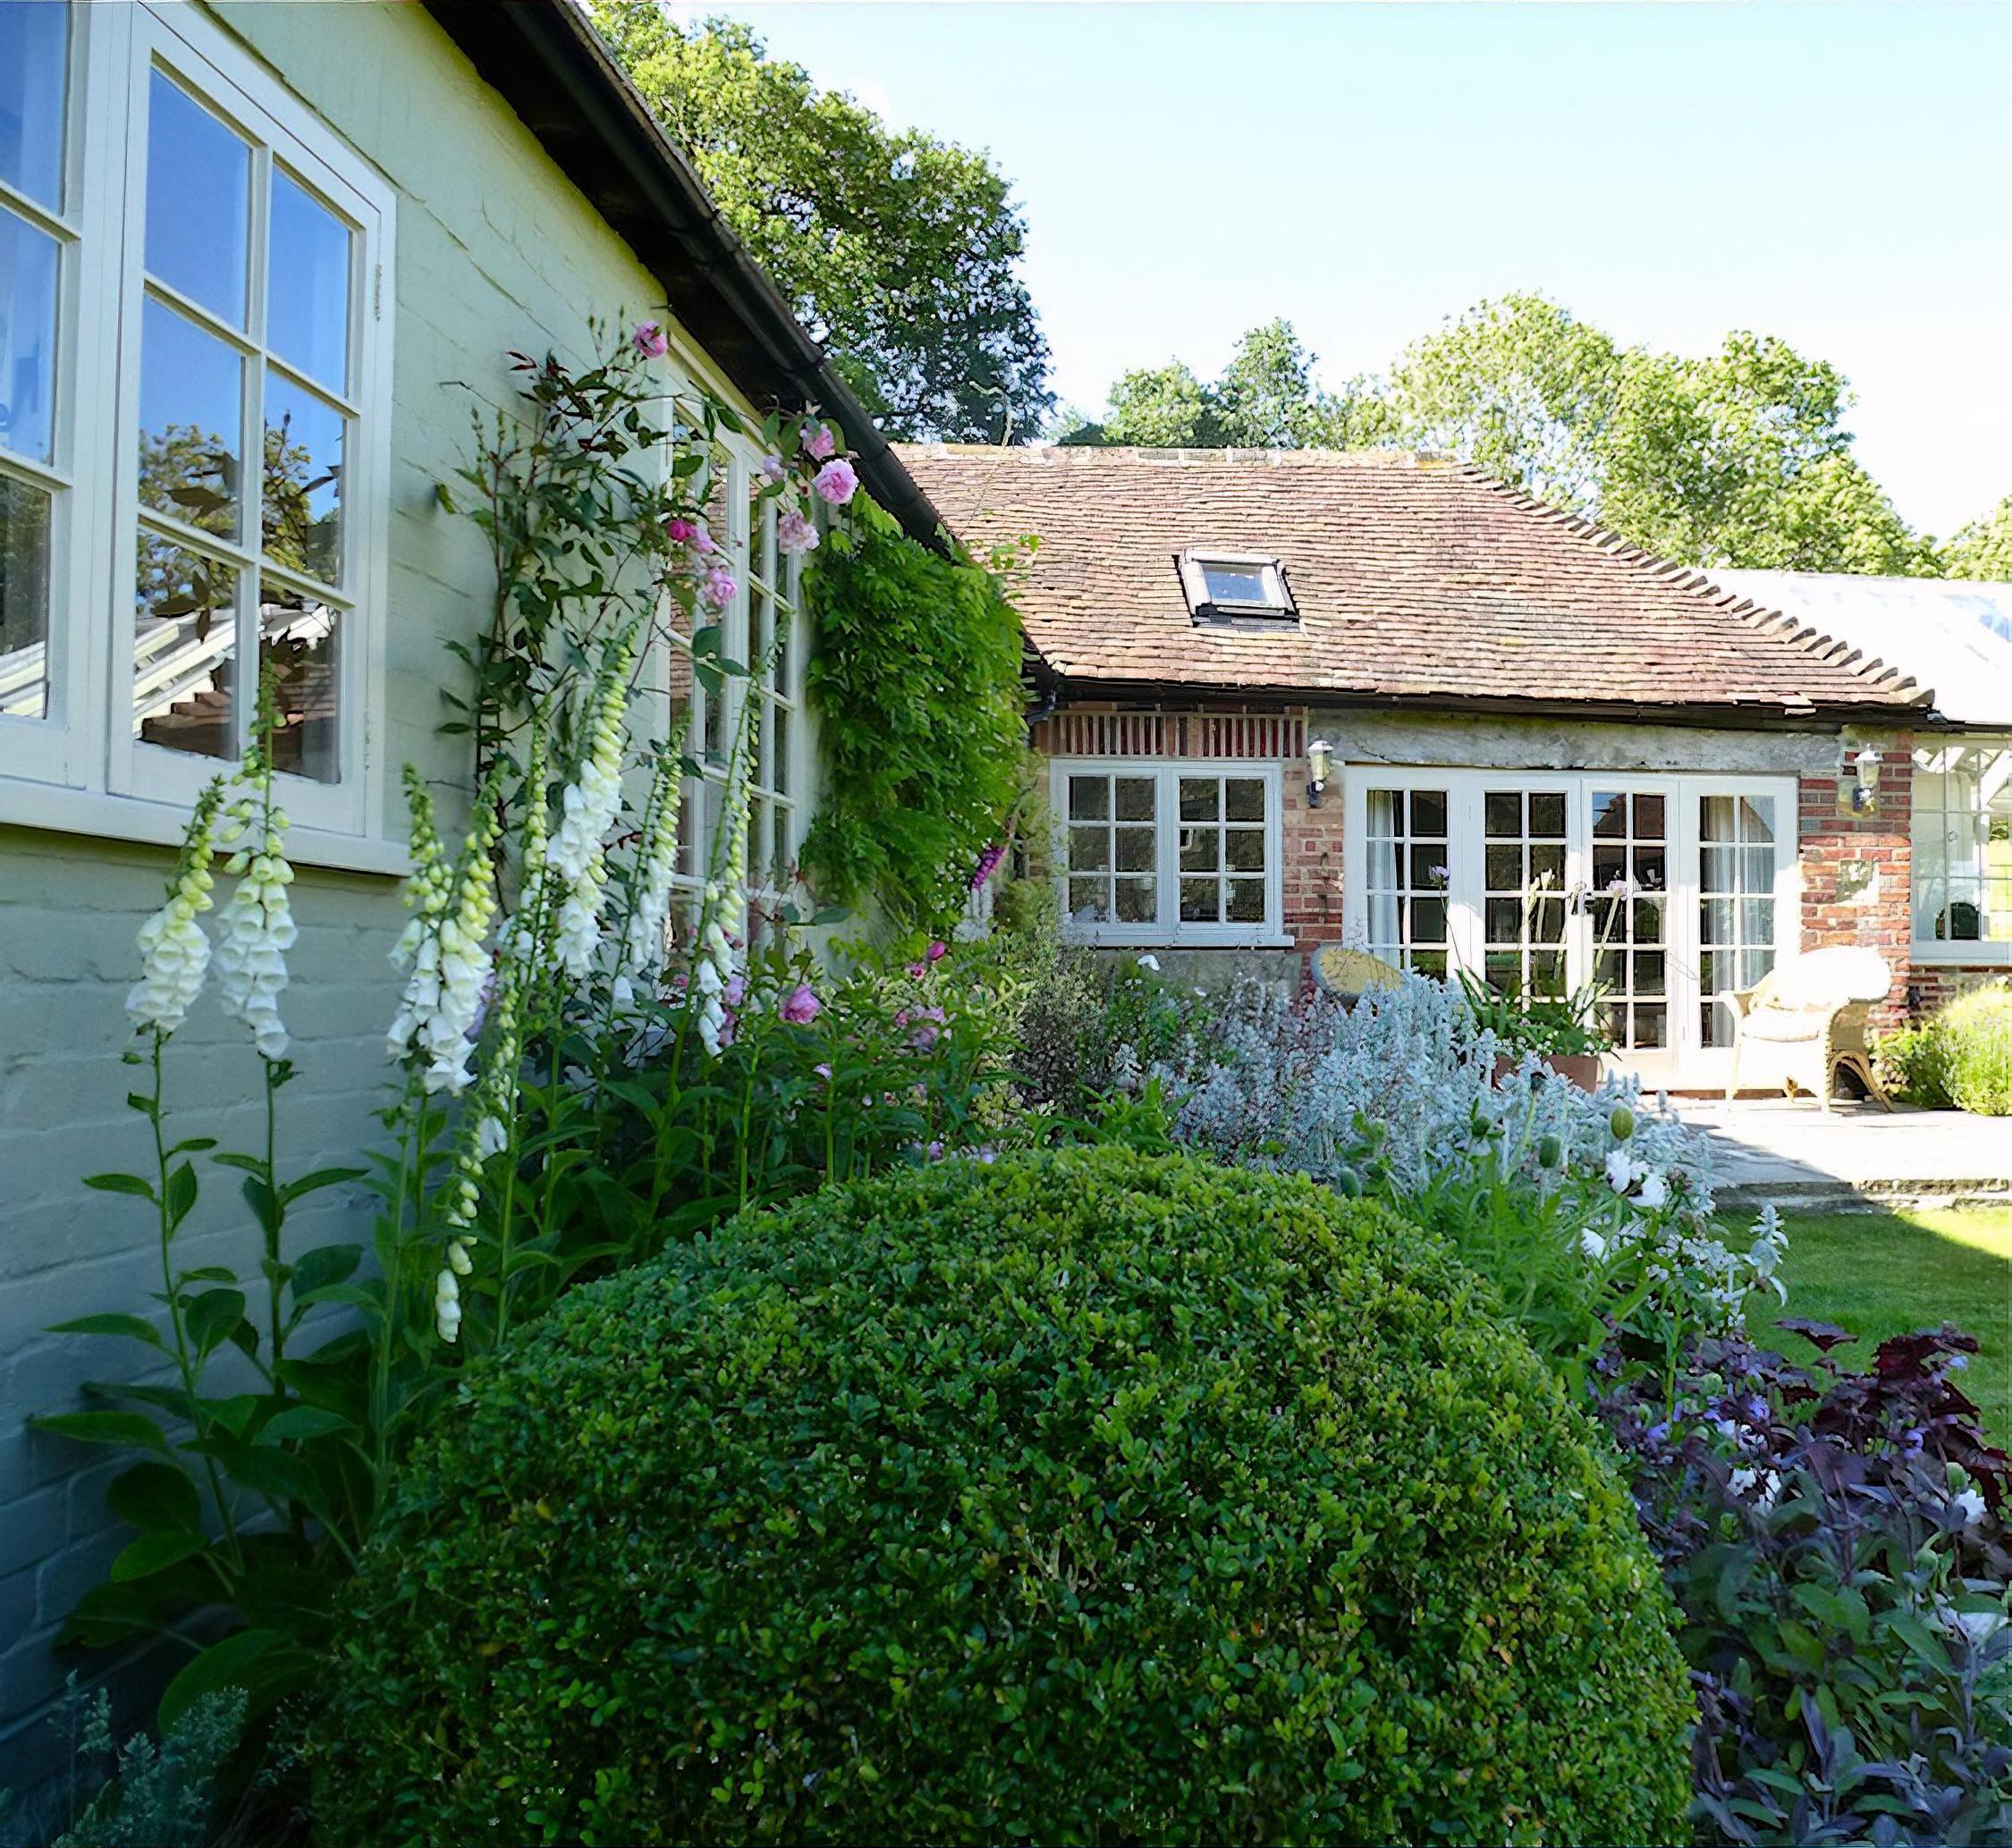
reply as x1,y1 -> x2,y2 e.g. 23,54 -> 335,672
1850,747 -> 1882,814
1306,737 -> 1333,808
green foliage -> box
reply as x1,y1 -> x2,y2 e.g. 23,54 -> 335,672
1940,494 -> 2012,580
1456,969 -> 1613,1059
1075,293 -> 1958,575
586,5 -> 1049,443
800,494 -> 1027,928
1066,319 -> 1394,451
1880,985 -> 2012,1115
310,1148 -> 1693,1848
47,1685 -> 244,1848
1389,294 -> 1620,510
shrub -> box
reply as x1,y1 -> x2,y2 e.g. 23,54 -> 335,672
1879,984 -> 2012,1115
1595,1321 -> 2012,1844
312,1148 -> 1692,1847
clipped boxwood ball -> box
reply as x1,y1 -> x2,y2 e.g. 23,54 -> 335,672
313,1148 -> 1691,1846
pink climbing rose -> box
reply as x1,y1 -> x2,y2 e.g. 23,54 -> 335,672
702,565 -> 737,610
761,453 -> 787,482
776,507 -> 820,555
800,420 -> 837,461
811,459 -> 858,507
666,517 -> 697,544
632,320 -> 669,359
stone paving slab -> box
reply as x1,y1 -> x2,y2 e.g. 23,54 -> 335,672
1675,1097 -> 2012,1211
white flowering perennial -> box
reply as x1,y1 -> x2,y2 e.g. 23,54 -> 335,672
127,779 -> 227,1038
545,642 -> 632,978
695,721 -> 756,1058
213,760 -> 298,1062
388,771 -> 503,1095
621,737 -> 685,988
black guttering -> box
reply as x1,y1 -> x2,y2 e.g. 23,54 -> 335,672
423,0 -> 950,556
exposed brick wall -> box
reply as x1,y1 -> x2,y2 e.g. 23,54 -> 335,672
1797,747 -> 1915,1032
1281,759 -> 1343,952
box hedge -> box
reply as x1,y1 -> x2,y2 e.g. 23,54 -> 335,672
310,1147 -> 1692,1845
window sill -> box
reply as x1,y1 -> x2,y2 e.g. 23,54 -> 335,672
1063,932 -> 1297,952
1908,942 -> 2012,968
0,780 -> 410,878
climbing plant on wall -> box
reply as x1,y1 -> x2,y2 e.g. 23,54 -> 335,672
801,497 -> 1028,931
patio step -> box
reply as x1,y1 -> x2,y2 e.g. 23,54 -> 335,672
1718,1175 -> 2012,1214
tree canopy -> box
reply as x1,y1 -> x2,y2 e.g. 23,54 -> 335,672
587,5 -> 1051,444
1065,293 -> 1996,578
1942,495 -> 2012,581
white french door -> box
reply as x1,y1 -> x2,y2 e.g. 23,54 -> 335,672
1346,768 -> 1798,1082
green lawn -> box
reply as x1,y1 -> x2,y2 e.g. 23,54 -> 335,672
1761,1207 -> 2012,1440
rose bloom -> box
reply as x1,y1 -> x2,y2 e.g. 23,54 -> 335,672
779,983 -> 820,1025
666,516 -> 697,544
800,420 -> 837,461
761,453 -> 787,481
702,565 -> 737,609
811,458 -> 858,506
776,507 -> 820,555
632,319 -> 669,359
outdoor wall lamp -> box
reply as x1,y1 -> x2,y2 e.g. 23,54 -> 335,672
1849,747 -> 1882,814
1306,737 -> 1333,807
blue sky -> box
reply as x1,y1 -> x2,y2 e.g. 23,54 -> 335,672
672,3 -> 2011,537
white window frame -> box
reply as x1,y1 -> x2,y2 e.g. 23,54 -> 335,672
0,1 -> 396,864
1176,548 -> 1295,620
668,444 -> 810,923
1909,734 -> 2012,966
1049,756 -> 1287,948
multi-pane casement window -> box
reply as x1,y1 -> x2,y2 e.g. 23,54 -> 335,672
1051,759 -> 1284,945
669,463 -> 810,927
0,3 -> 393,840
1912,738 -> 2012,963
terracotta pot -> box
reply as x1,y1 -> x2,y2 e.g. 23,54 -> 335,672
1492,1052 -> 1604,1093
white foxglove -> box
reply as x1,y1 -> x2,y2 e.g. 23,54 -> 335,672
545,642 -> 631,976
390,771 -> 502,1094
215,767 -> 297,1061
622,738 -> 685,985
695,723 -> 754,1058
128,780 -> 227,1037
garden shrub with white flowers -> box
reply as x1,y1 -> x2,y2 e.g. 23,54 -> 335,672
310,1146 -> 1695,1848
27,323 -> 1026,1781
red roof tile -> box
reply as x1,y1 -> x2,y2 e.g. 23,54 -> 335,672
894,444 -> 1929,715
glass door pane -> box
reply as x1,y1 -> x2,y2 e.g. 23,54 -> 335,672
1482,788 -> 1569,997
1699,793 -> 1778,1048
1589,789 -> 1670,1051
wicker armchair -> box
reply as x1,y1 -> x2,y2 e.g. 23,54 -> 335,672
1725,948 -> 1895,1111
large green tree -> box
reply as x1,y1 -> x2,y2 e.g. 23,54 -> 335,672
588,5 -> 1050,443
1065,321 -> 1394,451
1072,292 -> 1970,576
1940,495 -> 2012,581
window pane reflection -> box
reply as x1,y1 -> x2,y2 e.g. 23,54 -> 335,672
0,471 -> 51,719
259,578 -> 340,782
134,534 -> 237,759
139,297 -> 241,539
262,370 -> 344,584
0,209 -> 60,463
267,171 -> 351,391
146,72 -> 250,326
0,1 -> 68,210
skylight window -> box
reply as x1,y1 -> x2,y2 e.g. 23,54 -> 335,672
1177,549 -> 1295,620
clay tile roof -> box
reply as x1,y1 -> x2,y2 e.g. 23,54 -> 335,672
894,444 -> 1932,716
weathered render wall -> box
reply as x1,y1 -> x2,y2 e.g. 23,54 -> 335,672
0,1 -> 693,1785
